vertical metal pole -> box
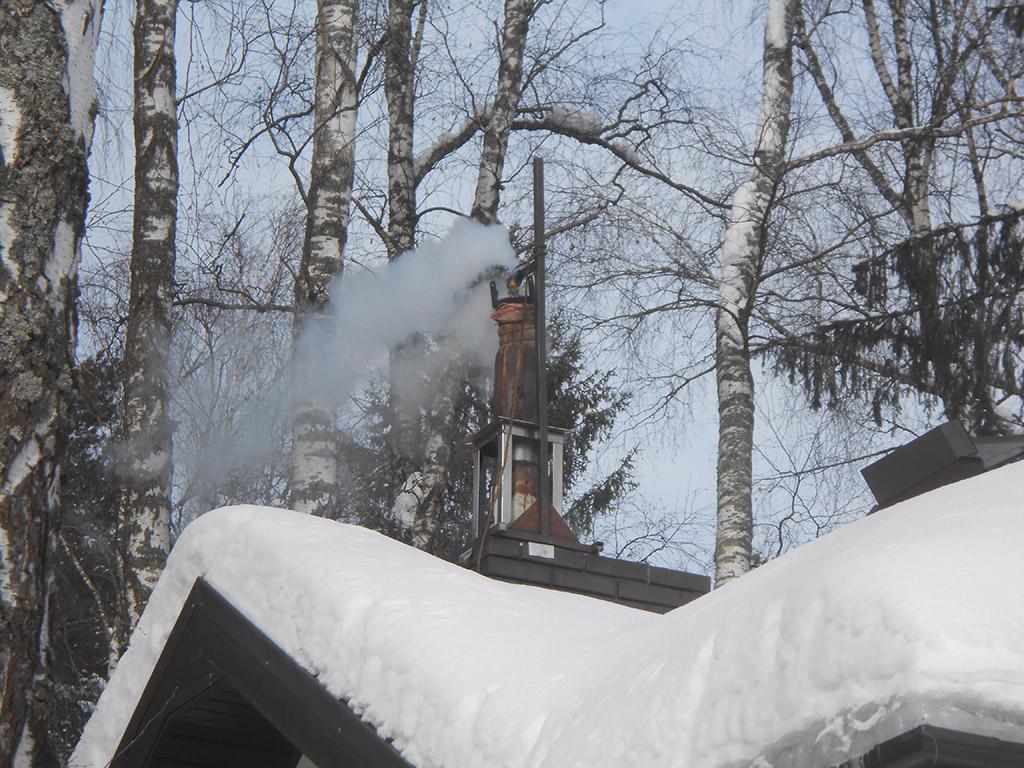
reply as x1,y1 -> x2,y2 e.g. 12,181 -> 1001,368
471,450 -> 481,538
533,157 -> 550,537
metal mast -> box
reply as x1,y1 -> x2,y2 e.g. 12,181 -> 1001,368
533,157 -> 550,537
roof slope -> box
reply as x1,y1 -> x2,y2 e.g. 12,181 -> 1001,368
73,463 -> 1024,768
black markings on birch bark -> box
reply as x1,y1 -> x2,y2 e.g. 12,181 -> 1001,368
714,0 -> 795,588
291,0 -> 360,517
470,0 -> 533,225
0,0 -> 101,762
384,0 -> 424,490
121,0 -> 179,635
387,0 -> 535,549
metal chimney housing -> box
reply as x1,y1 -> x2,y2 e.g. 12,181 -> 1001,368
467,296 -> 571,541
462,157 -> 710,614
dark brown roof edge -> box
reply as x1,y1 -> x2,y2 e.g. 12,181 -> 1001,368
109,577 -> 413,768
834,724 -> 1024,767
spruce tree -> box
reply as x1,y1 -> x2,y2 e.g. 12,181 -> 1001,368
776,212 -> 1024,436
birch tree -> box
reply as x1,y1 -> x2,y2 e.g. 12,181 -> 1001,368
121,0 -> 179,634
389,0 -> 536,548
383,0 -> 424,485
291,0 -> 360,516
0,0 -> 103,763
714,0 -> 796,587
770,0 -> 1024,436
470,0 -> 533,225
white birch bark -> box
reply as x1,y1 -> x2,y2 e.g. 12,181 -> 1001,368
291,0 -> 360,516
876,0 -> 931,237
384,0 -> 418,264
714,0 -> 795,588
471,0 -> 533,225
794,4 -> 905,216
389,0 -> 534,548
384,0 -> 423,479
0,1 -> 102,763
891,0 -> 932,238
121,0 -> 179,634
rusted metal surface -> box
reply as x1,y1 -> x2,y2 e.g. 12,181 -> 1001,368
511,455 -> 540,519
508,500 -> 578,542
491,300 -> 538,419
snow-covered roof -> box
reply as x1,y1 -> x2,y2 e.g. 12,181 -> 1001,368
73,462 -> 1024,768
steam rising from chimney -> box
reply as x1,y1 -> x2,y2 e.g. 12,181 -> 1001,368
169,220 -> 516,512
293,219 -> 517,408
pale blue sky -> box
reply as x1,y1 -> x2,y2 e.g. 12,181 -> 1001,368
81,0 -> 917,574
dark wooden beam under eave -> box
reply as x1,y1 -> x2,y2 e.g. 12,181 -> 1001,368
109,578 -> 414,768
834,724 -> 1024,767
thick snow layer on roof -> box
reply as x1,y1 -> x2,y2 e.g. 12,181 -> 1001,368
73,463 -> 1024,767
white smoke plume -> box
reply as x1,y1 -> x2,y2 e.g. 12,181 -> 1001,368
294,219 -> 516,407
168,219 -> 516,519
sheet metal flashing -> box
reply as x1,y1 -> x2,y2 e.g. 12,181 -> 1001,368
861,421 -> 1024,510
466,418 -> 569,455
470,529 -> 709,613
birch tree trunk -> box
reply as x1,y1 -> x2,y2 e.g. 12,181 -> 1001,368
384,0 -> 426,515
384,0 -> 418,266
385,0 -> 436,540
714,0 -> 795,588
470,0 -> 533,225
121,0 -> 179,635
863,0 -> 932,237
389,0 -> 534,548
291,0 -> 360,516
0,1 -> 102,763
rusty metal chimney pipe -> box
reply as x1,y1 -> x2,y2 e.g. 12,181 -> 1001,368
491,302 -> 537,419
491,301 -> 542,520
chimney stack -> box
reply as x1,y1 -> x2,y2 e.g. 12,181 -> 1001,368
490,299 -> 544,521
491,301 -> 538,420
462,156 -> 712,614
465,292 -> 572,540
